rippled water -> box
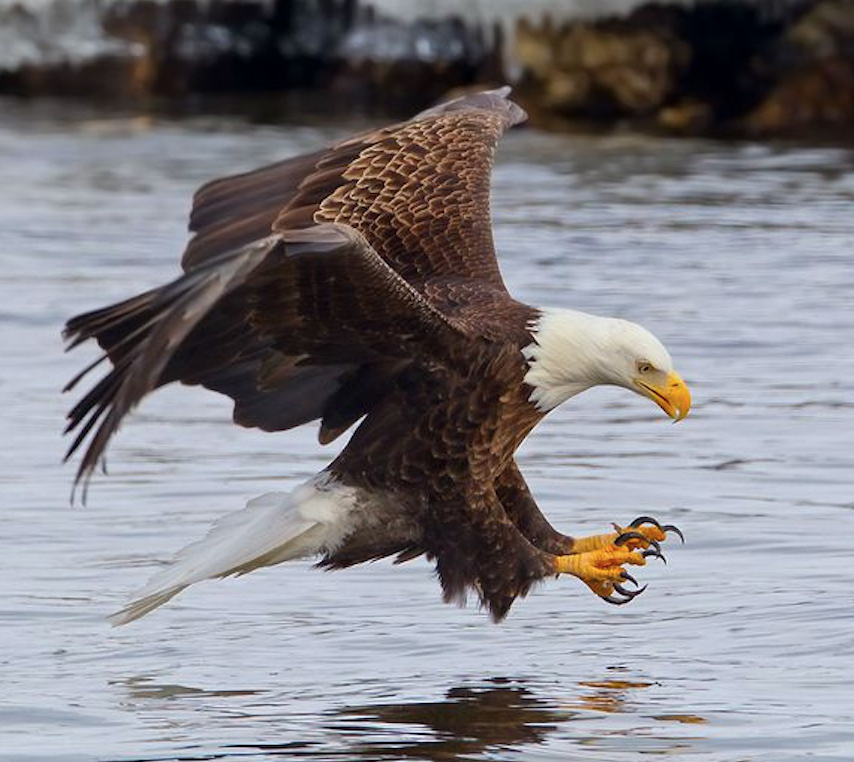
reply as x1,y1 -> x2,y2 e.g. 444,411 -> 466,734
2,98 -> 853,762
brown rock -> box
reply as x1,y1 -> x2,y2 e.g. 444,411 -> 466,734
658,99 -> 713,132
788,0 -> 854,58
742,0 -> 854,135
745,58 -> 854,135
542,70 -> 591,110
515,16 -> 559,79
514,14 -> 689,117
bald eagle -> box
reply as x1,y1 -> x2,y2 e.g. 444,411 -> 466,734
64,88 -> 690,625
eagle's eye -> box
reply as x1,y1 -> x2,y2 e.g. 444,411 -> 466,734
637,361 -> 653,374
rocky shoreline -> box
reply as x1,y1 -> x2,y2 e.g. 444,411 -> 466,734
1,0 -> 852,138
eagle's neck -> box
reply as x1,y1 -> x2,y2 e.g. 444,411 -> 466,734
521,307 -> 624,412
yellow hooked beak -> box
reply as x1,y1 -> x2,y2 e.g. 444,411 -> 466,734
636,371 -> 691,421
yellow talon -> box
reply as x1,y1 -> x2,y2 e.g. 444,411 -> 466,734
554,546 -> 646,578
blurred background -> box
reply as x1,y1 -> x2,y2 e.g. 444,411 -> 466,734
1,0 -> 854,136
2,2 -> 853,762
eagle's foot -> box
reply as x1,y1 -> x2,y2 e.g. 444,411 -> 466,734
554,545 -> 651,605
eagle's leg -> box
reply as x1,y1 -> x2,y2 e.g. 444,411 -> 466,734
496,464 -> 682,558
495,461 -> 574,555
428,490 -> 561,622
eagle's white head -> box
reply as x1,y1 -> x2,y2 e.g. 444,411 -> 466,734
522,308 -> 691,419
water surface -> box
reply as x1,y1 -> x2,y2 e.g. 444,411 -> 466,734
1,98 -> 853,761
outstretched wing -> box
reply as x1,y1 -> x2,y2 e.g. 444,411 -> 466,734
183,87 -> 527,292
64,224 -> 468,491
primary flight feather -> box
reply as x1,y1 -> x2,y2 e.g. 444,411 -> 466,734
64,87 -> 691,624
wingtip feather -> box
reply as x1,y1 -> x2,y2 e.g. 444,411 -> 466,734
109,586 -> 185,626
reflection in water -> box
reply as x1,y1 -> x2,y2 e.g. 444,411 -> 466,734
652,713 -> 707,724
329,680 -> 571,760
112,676 -> 706,761
321,679 -> 707,761
115,675 -> 262,701
572,679 -> 655,714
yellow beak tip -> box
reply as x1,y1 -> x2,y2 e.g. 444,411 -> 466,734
637,371 -> 691,422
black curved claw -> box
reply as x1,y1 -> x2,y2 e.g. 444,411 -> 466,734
661,524 -> 686,543
614,530 -> 645,546
621,571 -> 638,586
642,548 -> 667,565
630,515 -> 662,530
630,516 -> 685,544
602,594 -> 632,606
614,531 -> 662,555
602,581 -> 648,605
614,582 -> 648,599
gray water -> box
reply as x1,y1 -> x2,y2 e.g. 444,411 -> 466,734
2,98 -> 853,762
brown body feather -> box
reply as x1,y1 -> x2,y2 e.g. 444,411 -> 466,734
64,88 -> 579,620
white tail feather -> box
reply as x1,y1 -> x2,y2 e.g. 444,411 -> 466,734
110,476 -> 359,625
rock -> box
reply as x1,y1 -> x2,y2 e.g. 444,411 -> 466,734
515,16 -> 556,80
514,10 -> 690,118
743,0 -> 854,135
787,0 -> 854,58
658,98 -> 714,132
745,58 -> 854,135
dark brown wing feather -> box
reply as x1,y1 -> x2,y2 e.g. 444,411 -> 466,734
182,87 -> 526,293
64,224 -> 467,490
